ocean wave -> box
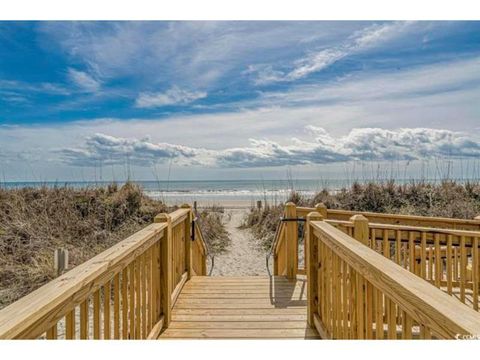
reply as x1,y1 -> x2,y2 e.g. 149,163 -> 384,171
145,189 -> 317,198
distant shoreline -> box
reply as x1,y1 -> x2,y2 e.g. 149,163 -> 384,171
3,178 -> 478,209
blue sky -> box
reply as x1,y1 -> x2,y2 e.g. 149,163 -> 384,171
1,21 -> 480,181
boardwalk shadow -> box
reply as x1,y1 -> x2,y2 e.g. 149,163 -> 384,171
269,275 -> 307,308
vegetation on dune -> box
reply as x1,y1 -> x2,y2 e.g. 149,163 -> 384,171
244,180 -> 480,251
0,183 -> 231,309
0,182 -> 170,309
196,205 -> 231,255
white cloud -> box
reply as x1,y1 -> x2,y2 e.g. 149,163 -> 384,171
58,133 -> 202,167
0,79 -> 70,95
67,68 -> 101,92
37,22 -> 366,88
57,127 -> 480,169
250,21 -> 418,84
258,56 -> 480,112
135,87 -> 207,108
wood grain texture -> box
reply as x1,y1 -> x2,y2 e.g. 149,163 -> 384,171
158,276 -> 319,340
0,222 -> 166,339
310,221 -> 480,338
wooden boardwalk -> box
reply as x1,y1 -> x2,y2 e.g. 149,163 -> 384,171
158,276 -> 320,339
3,204 -> 480,340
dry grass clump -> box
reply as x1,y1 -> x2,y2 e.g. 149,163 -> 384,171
242,204 -> 283,251
197,206 -> 231,255
244,180 -> 480,251
0,182 -> 168,309
311,180 -> 480,219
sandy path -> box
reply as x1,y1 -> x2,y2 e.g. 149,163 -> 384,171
211,208 -> 271,276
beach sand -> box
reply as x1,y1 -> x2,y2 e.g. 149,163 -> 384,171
210,208 -> 272,276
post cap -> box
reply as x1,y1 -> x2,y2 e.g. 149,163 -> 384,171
306,211 -> 323,221
349,214 -> 369,222
154,213 -> 171,223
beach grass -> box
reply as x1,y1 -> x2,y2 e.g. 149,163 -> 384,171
243,180 -> 480,251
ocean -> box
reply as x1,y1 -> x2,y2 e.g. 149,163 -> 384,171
0,178 -> 466,207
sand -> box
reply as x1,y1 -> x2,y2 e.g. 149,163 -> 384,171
210,208 -> 272,276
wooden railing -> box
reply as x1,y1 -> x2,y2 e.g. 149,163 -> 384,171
0,205 -> 208,339
272,221 -> 287,276
326,218 -> 480,311
296,205 -> 480,230
305,214 -> 480,339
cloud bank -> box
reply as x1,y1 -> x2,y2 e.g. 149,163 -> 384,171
59,133 -> 201,167
58,127 -> 480,168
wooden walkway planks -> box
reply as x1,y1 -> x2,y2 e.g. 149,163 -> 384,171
158,276 -> 320,339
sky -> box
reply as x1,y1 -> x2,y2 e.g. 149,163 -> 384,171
0,21 -> 480,182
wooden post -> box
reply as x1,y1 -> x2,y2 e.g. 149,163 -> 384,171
154,213 -> 172,328
315,203 -> 328,219
285,202 -> 298,279
256,200 -> 262,210
351,214 -> 369,246
181,204 -> 192,280
306,211 -> 323,327
193,201 -> 197,212
54,248 -> 69,276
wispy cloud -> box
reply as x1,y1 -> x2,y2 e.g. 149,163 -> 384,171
135,87 -> 207,108
249,21 -> 416,84
57,127 -> 480,168
67,68 -> 102,92
0,79 -> 70,95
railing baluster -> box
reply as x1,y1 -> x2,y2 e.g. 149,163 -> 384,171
80,299 -> 88,339
421,232 -> 427,279
93,289 -> 100,339
375,288 -> 383,339
121,268 -> 128,339
460,235 -> 466,303
128,262 -> 135,339
342,260 -> 348,339
46,324 -> 57,340
146,247 -> 152,334
141,252 -> 147,339
447,235 -> 453,295
104,281 -> 111,340
356,273 -> 364,339
135,258 -> 141,339
434,234 -> 441,288
114,273 -> 120,339
66,309 -> 75,339
395,230 -> 401,264
366,281 -> 373,339
474,237 -> 479,311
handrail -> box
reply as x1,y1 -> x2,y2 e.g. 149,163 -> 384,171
326,216 -> 480,310
307,219 -> 480,339
0,205 -> 209,340
266,218 -> 284,276
0,222 -> 167,339
327,219 -> 480,239
297,205 -> 480,230
192,207 -> 215,276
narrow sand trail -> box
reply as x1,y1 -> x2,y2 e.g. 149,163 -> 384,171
210,208 -> 270,276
